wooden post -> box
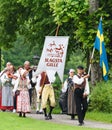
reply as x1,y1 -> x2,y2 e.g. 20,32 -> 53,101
55,25 -> 60,36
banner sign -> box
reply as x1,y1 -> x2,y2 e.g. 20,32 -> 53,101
36,36 -> 69,82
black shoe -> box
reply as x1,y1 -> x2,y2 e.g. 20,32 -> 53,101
23,113 -> 26,117
78,122 -> 84,126
71,115 -> 75,120
45,116 -> 49,120
19,112 -> 22,117
48,115 -> 52,120
36,111 -> 39,114
39,111 -> 43,114
2,110 -> 6,112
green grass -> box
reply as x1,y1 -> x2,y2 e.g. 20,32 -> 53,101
86,111 -> 112,123
0,112 -> 102,130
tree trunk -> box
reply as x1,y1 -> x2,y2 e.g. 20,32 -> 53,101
89,0 -> 99,14
91,62 -> 102,85
89,0 -> 102,85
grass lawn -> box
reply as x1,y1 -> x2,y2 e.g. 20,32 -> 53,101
0,112 -> 103,130
86,111 -> 112,123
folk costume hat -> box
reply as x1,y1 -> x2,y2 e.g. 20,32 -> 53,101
69,69 -> 75,73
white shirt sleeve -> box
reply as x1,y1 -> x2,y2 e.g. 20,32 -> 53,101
61,80 -> 68,93
84,79 -> 90,95
72,75 -> 84,85
35,74 -> 41,91
12,78 -> 19,93
1,73 -> 9,84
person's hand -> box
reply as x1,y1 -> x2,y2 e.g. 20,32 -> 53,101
83,74 -> 89,79
83,93 -> 88,98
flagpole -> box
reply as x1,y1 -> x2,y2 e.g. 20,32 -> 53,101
55,24 -> 60,36
88,47 -> 95,75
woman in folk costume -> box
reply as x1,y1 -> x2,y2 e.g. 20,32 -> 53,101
62,69 -> 77,120
0,62 -> 12,110
0,66 -> 17,111
14,68 -> 31,117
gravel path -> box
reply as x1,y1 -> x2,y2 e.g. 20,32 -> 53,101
27,112 -> 112,130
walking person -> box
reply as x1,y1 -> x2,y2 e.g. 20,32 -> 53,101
73,66 -> 89,126
67,69 -> 77,120
32,74 -> 43,114
14,68 -> 31,117
0,62 -> 12,111
0,65 -> 17,111
61,69 -> 77,119
38,71 -> 56,120
24,61 -> 36,105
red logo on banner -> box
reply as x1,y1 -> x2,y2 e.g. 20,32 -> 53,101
45,41 -> 64,67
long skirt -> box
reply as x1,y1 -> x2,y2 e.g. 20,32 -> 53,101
59,91 -> 68,114
67,87 -> 76,115
1,86 -> 13,110
17,90 -> 30,113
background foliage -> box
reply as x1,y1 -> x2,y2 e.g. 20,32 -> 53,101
89,81 -> 112,113
0,0 -> 112,113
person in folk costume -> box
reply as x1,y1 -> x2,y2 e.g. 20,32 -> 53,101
32,73 -> 43,114
13,68 -> 31,117
73,66 -> 90,126
0,62 -> 12,110
38,71 -> 56,120
65,69 -> 77,120
59,85 -> 68,114
12,66 -> 23,113
0,65 -> 17,111
24,61 -> 36,105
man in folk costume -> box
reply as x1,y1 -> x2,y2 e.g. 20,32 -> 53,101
73,66 -> 89,126
24,61 -> 36,105
39,71 -> 56,120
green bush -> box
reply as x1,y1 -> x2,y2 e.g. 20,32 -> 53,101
89,80 -> 112,113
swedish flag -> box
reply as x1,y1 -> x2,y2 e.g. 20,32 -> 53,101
94,18 -> 109,81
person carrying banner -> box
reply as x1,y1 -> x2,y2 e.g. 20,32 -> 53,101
38,71 -> 56,120
73,66 -> 89,126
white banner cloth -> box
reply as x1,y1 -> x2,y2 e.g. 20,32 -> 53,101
36,36 -> 69,82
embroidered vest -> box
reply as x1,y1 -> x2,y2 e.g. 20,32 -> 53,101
75,75 -> 86,89
40,72 -> 50,87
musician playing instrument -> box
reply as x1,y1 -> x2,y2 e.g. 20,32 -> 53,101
0,65 -> 17,111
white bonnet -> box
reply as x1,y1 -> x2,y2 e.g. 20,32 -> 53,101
69,69 -> 75,73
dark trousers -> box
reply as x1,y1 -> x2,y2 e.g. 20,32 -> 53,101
75,88 -> 88,123
13,95 -> 17,109
29,88 -> 32,105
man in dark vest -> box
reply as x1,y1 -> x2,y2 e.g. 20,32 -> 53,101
24,61 -> 36,105
73,66 -> 89,126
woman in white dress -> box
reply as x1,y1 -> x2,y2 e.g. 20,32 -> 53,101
14,68 -> 31,117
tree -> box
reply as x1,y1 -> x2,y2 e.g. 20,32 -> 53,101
0,0 -> 56,68
49,0 -> 112,83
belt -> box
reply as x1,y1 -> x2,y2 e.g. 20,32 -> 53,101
44,84 -> 51,86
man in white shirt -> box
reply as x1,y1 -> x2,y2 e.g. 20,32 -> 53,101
73,66 -> 89,126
